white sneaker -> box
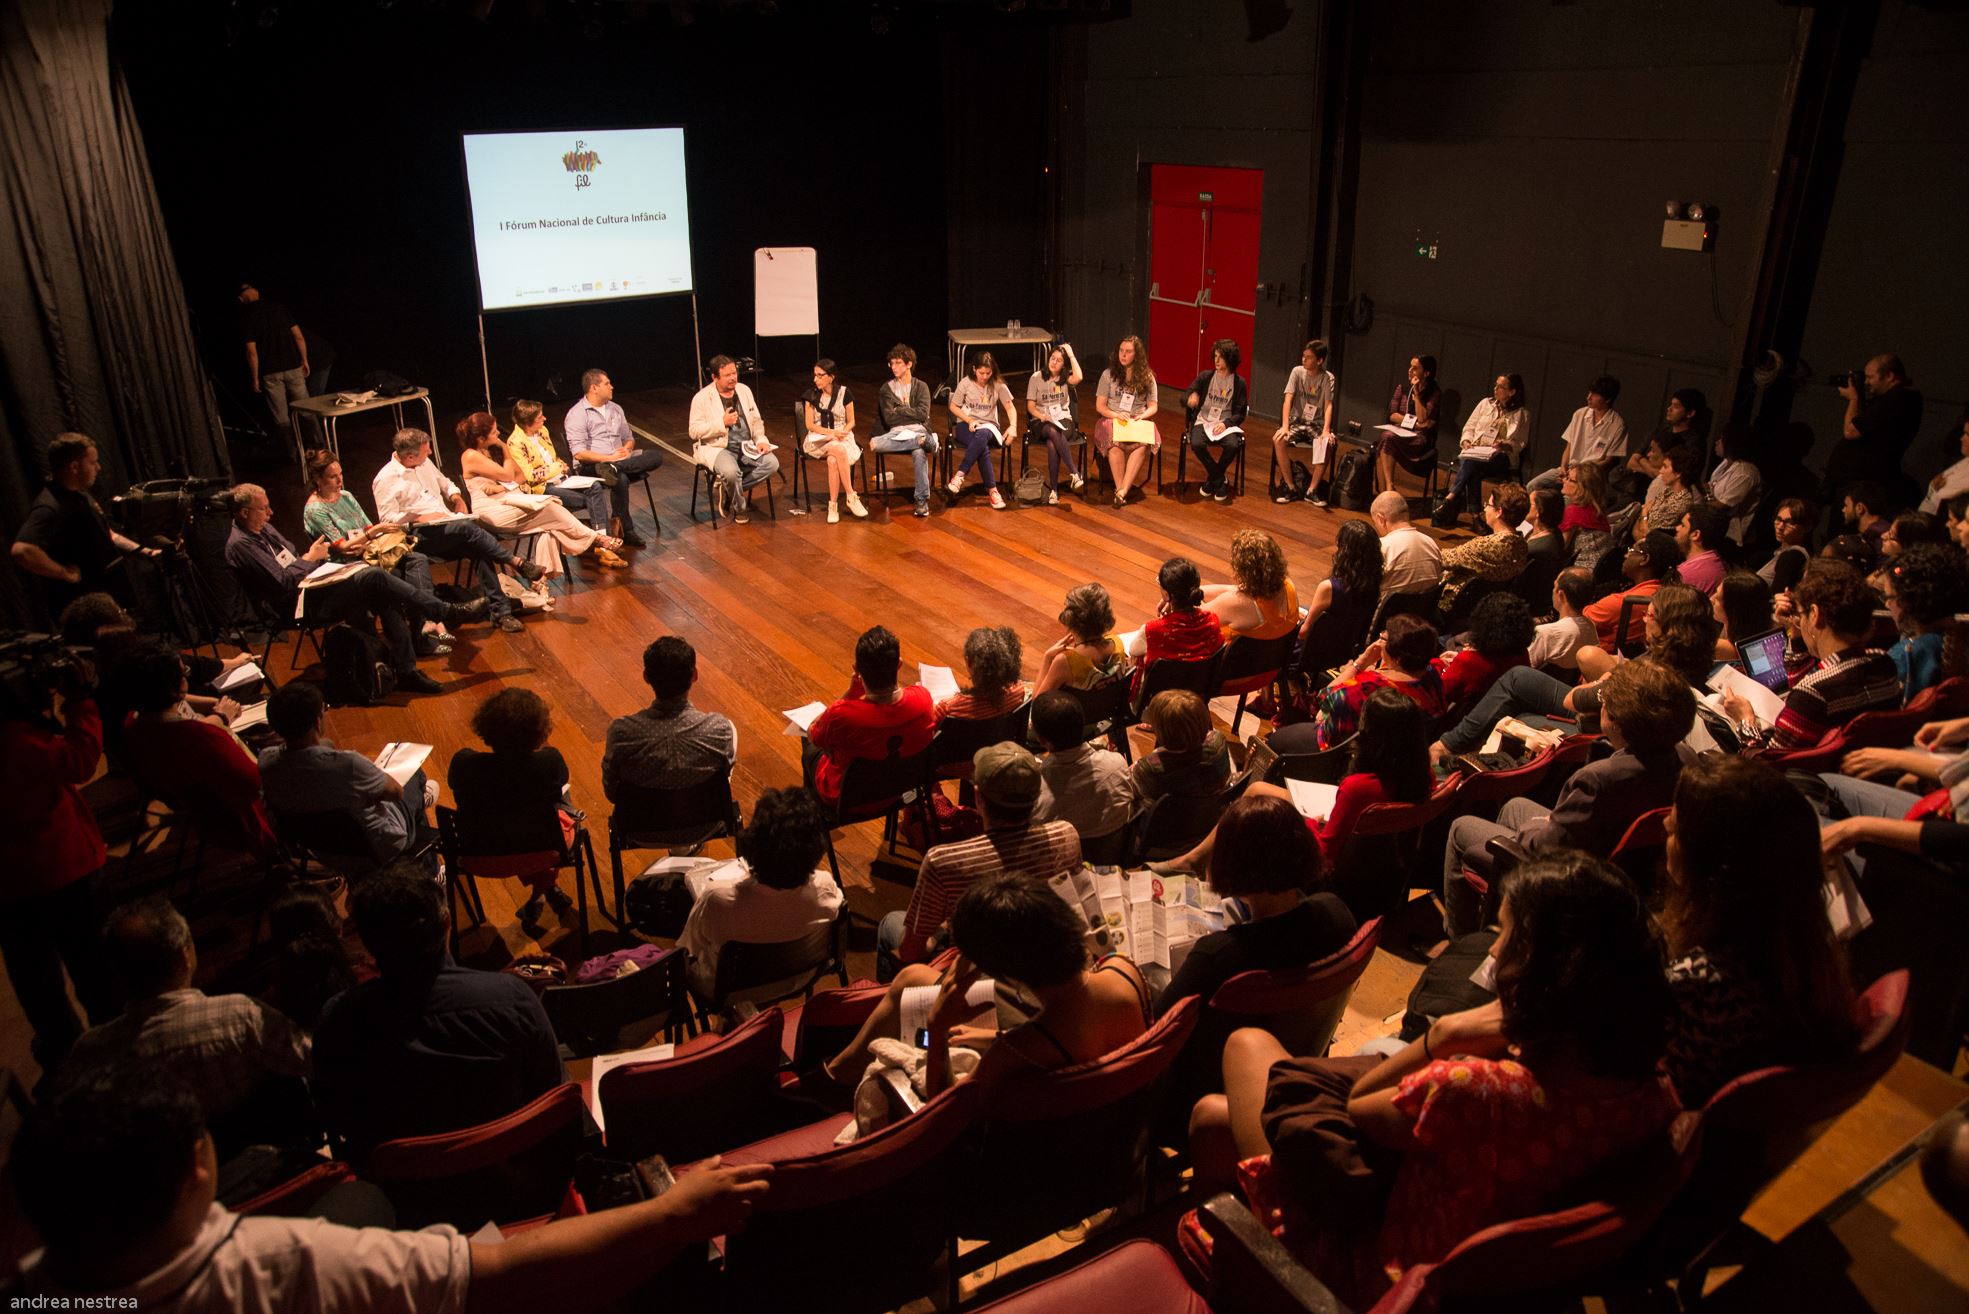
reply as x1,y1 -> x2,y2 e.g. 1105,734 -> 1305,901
827,501 -> 840,524
946,475 -> 964,497
988,488 -> 1008,510
845,492 -> 868,518
1069,473 -> 1085,492
1047,488 -> 1060,505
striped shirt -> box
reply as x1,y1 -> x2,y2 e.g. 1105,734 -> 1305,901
1768,648 -> 1902,750
903,820 -> 1082,940
68,990 -> 311,1118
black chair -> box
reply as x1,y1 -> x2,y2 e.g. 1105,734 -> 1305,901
1367,582 -> 1445,638
1437,575 -> 1505,634
271,805 -> 436,883
1129,771 -> 1253,864
929,700 -> 1034,782
541,948 -> 693,1058
615,424 -> 667,536
1062,674 -> 1137,762
1298,593 -> 1377,679
787,399 -> 868,514
692,917 -> 850,1028
1172,397 -> 1248,498
1512,551 -> 1566,615
822,738 -> 939,883
690,450 -> 777,526
1266,734 -> 1356,786
1131,650 -> 1225,719
1213,633 -> 1296,735
603,772 -> 743,930
235,577 -> 329,672
1615,592 -> 1654,657
436,803 -> 604,957
1019,385 -> 1089,491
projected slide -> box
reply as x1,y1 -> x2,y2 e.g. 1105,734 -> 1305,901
462,128 -> 694,312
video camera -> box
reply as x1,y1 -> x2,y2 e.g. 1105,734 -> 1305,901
0,631 -> 91,719
108,477 -> 234,544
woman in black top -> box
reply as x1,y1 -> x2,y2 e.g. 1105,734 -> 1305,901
1186,339 -> 1251,502
447,688 -> 578,929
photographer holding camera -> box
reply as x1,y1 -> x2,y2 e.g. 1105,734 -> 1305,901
1826,354 -> 1924,509
0,641 -> 123,1077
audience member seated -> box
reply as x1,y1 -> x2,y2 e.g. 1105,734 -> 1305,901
8,1063 -> 768,1312
1134,690 -> 1233,803
224,481 -> 483,694
1559,461 -> 1615,571
1525,488 -> 1568,565
1034,583 -> 1129,693
805,625 -> 940,807
1440,659 -> 1694,935
120,638 -> 277,857
1528,375 -> 1630,493
1184,338 -> 1249,502
264,889 -> 358,1032
1126,557 -> 1225,690
1711,569 -> 1775,664
1368,491 -> 1441,603
1879,544 -> 1969,700
879,743 -> 1081,979
1632,444 -> 1700,544
1373,354 -> 1441,495
59,592 -> 253,763
565,367 -> 664,546
1674,501 -> 1730,596
1527,567 -> 1599,672
1182,689 -> 1434,875
1030,692 -> 1136,852
602,635 -> 738,800
67,897 -> 312,1146
1435,482 -> 1529,616
0,650 -> 121,1075
456,411 -> 624,573
1582,530 -> 1681,649
1444,584 -> 1726,761
1719,561 -> 1901,751
1296,521 -> 1381,680
1432,373 -> 1529,529
824,873 -> 1149,1099
1841,480 -> 1893,548
937,625 -> 1027,719
1821,532 -> 1879,575
1659,756 -> 1857,1108
1762,497 -> 1816,590
1188,851 -> 1671,1309
1205,529 -> 1298,640
1881,511 -> 1948,568
1708,423 -> 1763,544
1436,593 -> 1535,708
371,427 -> 539,632
676,787 -> 844,996
1818,714 -> 1969,862
448,688 -> 581,931
1609,423 -> 1682,509
313,864 -> 565,1162
1312,615 -> 1447,750
507,398 -> 613,533
1919,411 -> 1969,514
869,342 -> 941,518
260,681 -> 434,869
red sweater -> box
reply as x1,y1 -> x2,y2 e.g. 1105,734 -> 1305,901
0,700 -> 108,898
123,716 -> 278,858
809,683 -> 939,805
1308,771 -> 1391,864
1435,649 -> 1529,707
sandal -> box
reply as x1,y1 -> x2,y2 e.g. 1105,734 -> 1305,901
594,547 -> 629,569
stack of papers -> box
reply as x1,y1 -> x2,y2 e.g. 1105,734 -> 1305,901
298,561 -> 365,589
1704,664 -> 1786,730
229,701 -> 269,732
373,742 -> 433,787
917,665 -> 961,703
1284,779 -> 1339,824
214,661 -> 265,692
782,701 -> 827,736
590,1043 -> 678,1133
554,474 -> 601,490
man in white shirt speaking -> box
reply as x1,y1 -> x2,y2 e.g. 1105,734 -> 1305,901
687,355 -> 781,525
372,428 -> 542,633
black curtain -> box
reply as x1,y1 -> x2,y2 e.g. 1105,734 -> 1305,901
0,0 -> 229,626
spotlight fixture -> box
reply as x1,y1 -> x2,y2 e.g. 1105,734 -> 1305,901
1686,202 -> 1707,222
1664,200 -> 1684,220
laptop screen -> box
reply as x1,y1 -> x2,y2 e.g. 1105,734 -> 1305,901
1735,628 -> 1791,694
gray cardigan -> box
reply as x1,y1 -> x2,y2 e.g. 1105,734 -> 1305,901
877,378 -> 932,432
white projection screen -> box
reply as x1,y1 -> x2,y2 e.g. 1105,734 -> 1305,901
461,127 -> 695,312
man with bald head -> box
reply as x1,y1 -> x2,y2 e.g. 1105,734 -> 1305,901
1827,353 -> 1923,505
1367,490 -> 1441,603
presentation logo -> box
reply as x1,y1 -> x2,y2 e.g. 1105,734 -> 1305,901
561,140 -> 601,190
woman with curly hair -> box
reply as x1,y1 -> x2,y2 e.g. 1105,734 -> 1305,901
938,626 -> 1028,720
1187,850 -> 1672,1308
1880,544 -> 1969,698
1297,520 -> 1383,679
1660,756 -> 1855,1107
1576,579 -> 1717,685
1034,582 -> 1128,694
1435,592 -> 1534,707
1093,334 -> 1160,507
1206,529 -> 1298,640
1313,614 -> 1447,750
447,688 -> 582,929
677,786 -> 844,996
456,411 -> 621,575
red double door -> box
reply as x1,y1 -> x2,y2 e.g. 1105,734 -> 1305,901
1147,164 -> 1263,395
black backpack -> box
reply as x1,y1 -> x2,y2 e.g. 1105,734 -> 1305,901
320,623 -> 396,706
1269,458 -> 1314,503
1334,449 -> 1373,510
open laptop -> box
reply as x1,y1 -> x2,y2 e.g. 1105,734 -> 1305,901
1733,627 -> 1791,694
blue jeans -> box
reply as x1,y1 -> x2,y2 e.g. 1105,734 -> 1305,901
953,422 -> 1000,489
599,448 -> 666,525
547,480 -> 611,529
1031,421 -> 1080,488
869,426 -> 940,507
1446,452 -> 1511,512
876,910 -> 907,983
1439,664 -> 1574,754
410,518 -> 517,618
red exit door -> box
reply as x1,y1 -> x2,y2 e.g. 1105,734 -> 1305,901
1147,164 -> 1263,393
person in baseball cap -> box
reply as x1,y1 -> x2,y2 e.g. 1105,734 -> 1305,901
972,741 -> 1043,813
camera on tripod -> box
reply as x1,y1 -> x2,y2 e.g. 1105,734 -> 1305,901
109,478 -> 234,545
0,631 -> 91,719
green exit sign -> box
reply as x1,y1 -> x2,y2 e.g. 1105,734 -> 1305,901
1414,242 -> 1439,260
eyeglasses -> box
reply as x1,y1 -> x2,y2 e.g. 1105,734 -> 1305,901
1774,515 -> 1801,526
